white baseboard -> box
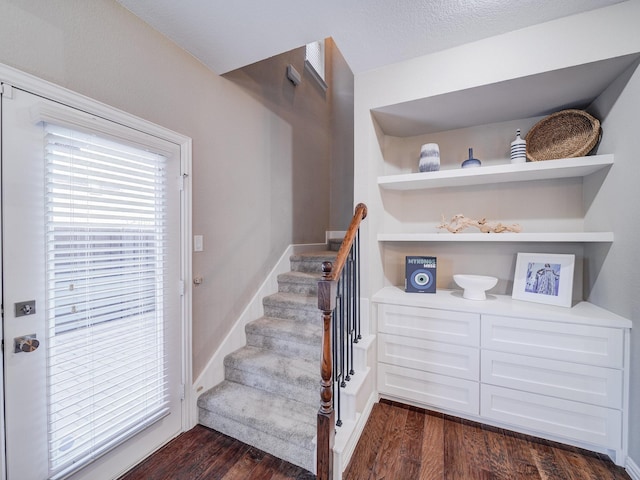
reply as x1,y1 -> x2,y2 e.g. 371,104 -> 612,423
190,242 -> 326,424
627,456 -> 640,480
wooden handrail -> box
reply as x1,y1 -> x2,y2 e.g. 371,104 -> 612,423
324,203 -> 367,282
316,202 -> 367,480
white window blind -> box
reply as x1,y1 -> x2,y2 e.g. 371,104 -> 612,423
44,123 -> 170,479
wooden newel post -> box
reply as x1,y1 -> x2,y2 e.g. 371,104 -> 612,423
317,261 -> 336,480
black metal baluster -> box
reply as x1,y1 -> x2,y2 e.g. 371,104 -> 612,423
331,224 -> 364,429
347,246 -> 355,378
355,230 -> 362,341
343,250 -> 351,382
340,274 -> 345,380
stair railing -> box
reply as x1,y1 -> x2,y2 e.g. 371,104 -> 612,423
316,203 -> 367,480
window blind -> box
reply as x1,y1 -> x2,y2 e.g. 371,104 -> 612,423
44,123 -> 170,479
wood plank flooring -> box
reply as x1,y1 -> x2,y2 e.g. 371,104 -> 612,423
118,425 -> 315,480
343,399 -> 631,480
119,399 -> 631,479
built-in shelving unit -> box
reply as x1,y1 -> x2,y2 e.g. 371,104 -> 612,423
377,154 -> 613,190
377,232 -> 614,243
365,52 -> 639,297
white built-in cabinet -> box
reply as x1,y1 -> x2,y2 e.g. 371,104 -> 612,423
373,287 -> 631,465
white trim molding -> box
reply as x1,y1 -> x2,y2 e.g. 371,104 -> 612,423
627,456 -> 640,480
0,60 -> 194,437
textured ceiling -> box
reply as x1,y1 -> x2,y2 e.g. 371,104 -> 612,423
116,0 -> 625,75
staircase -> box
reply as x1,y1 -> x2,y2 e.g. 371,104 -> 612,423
197,244 -> 341,473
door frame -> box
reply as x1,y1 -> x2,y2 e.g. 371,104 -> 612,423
0,63 -> 194,479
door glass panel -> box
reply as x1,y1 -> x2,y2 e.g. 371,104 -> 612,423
44,124 -> 170,479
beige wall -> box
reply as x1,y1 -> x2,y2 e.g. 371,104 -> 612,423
327,39 -> 355,230
222,46 -> 331,243
223,38 -> 355,233
0,0 -> 348,379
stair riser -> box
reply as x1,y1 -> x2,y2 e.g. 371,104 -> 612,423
328,239 -> 342,252
198,409 -> 314,472
225,366 -> 318,406
263,303 -> 319,322
353,337 -> 374,373
336,367 -> 373,425
278,280 -> 318,295
246,332 -> 320,362
290,258 -> 336,273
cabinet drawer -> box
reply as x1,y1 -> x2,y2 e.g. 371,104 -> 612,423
378,363 -> 479,415
379,333 -> 479,380
481,385 -> 621,449
378,304 -> 479,346
481,350 -> 622,408
481,315 -> 623,368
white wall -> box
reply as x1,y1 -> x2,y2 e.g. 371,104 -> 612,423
354,0 -> 640,468
0,0 -> 336,380
586,57 -> 640,469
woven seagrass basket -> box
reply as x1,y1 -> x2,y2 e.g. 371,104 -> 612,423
525,109 -> 601,162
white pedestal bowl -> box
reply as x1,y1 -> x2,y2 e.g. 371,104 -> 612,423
453,274 -> 498,300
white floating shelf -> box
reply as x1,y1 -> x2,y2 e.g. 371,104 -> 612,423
377,154 -> 613,190
377,232 -> 614,243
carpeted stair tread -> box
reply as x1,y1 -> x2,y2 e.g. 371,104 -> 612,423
197,381 -> 316,469
224,347 -> 318,404
198,381 -> 317,439
289,250 -> 337,261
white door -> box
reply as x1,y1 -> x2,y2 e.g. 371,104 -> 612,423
2,87 -> 185,480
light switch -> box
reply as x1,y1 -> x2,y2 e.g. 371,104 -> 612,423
194,235 -> 203,252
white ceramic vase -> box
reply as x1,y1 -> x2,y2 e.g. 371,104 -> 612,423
419,143 -> 440,172
511,129 -> 527,163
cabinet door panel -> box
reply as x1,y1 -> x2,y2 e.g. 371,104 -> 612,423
378,304 -> 479,346
379,333 -> 479,380
481,350 -> 622,408
481,385 -> 621,449
378,363 -> 479,415
481,315 -> 623,368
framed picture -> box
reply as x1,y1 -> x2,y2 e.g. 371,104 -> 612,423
512,253 -> 575,307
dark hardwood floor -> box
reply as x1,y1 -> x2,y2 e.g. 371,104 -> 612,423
344,400 -> 630,480
119,399 -> 631,479
118,425 -> 315,480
